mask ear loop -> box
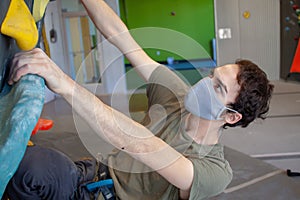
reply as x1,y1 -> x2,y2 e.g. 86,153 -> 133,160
216,107 -> 228,120
216,107 -> 239,120
226,107 -> 239,114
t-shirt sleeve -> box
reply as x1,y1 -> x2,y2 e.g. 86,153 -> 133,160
146,65 -> 190,109
189,157 -> 233,199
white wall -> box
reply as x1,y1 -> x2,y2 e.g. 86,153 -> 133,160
214,0 -> 280,80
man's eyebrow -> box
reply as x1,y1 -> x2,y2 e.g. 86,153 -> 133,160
210,67 -> 228,93
216,76 -> 228,94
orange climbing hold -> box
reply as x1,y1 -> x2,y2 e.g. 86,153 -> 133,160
31,118 -> 54,135
290,41 -> 300,74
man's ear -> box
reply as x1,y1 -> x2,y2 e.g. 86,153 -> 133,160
225,112 -> 242,124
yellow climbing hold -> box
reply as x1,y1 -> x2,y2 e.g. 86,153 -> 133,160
243,11 -> 251,19
33,0 -> 50,22
0,0 -> 38,50
27,140 -> 34,146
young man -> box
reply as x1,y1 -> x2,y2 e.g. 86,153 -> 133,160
6,0 -> 274,199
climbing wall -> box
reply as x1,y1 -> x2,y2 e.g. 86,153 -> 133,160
280,0 -> 300,79
0,0 -> 28,93
0,0 -> 49,197
215,0 -> 280,80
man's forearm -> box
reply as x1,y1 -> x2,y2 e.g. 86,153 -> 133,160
61,78 -> 156,152
81,0 -> 141,54
80,0 -> 160,81
60,79 -> 184,172
81,0 -> 125,37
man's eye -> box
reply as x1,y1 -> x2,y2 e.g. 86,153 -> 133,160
214,84 -> 222,93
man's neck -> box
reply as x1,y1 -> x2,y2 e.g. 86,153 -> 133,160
184,114 -> 224,145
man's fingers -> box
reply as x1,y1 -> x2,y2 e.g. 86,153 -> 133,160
8,64 -> 30,85
10,48 -> 45,72
8,48 -> 63,94
9,48 -> 49,85
8,63 -> 43,85
9,50 -> 34,82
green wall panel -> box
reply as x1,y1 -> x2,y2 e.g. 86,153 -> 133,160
119,0 -> 215,62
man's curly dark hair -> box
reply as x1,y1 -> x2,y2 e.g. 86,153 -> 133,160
224,59 -> 274,128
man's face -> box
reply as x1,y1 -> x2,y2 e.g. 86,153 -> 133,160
210,64 -> 241,106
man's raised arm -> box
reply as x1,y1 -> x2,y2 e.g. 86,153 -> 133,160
81,0 -> 160,81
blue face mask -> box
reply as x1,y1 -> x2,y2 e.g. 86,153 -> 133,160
184,77 -> 238,120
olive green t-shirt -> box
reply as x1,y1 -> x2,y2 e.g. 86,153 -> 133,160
106,66 -> 232,200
